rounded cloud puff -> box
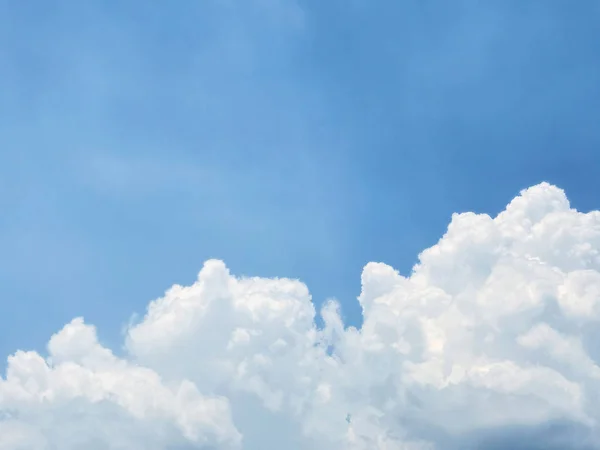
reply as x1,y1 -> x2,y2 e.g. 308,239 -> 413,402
2,182 -> 600,449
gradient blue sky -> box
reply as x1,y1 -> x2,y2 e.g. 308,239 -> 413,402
1,0 -> 600,363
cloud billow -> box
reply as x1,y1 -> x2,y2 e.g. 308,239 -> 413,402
2,183 -> 600,449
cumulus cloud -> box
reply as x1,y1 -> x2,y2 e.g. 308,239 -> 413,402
2,182 -> 600,449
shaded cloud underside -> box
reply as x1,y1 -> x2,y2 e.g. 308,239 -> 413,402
2,183 -> 600,449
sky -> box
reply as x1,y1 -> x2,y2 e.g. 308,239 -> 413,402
1,1 -> 600,449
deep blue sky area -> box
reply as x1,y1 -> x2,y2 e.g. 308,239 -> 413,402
1,0 -> 600,362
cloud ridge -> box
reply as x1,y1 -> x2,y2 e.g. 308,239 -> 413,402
2,183 -> 600,449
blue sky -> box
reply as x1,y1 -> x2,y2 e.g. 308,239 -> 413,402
1,0 -> 600,366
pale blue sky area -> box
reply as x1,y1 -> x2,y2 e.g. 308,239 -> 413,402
1,0 -> 600,361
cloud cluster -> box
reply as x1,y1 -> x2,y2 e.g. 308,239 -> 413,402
2,183 -> 600,449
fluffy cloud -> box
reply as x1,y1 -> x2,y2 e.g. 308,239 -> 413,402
0,318 -> 241,450
2,182 -> 600,449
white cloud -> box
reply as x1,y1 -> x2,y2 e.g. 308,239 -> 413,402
2,182 -> 600,449
0,318 -> 240,450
